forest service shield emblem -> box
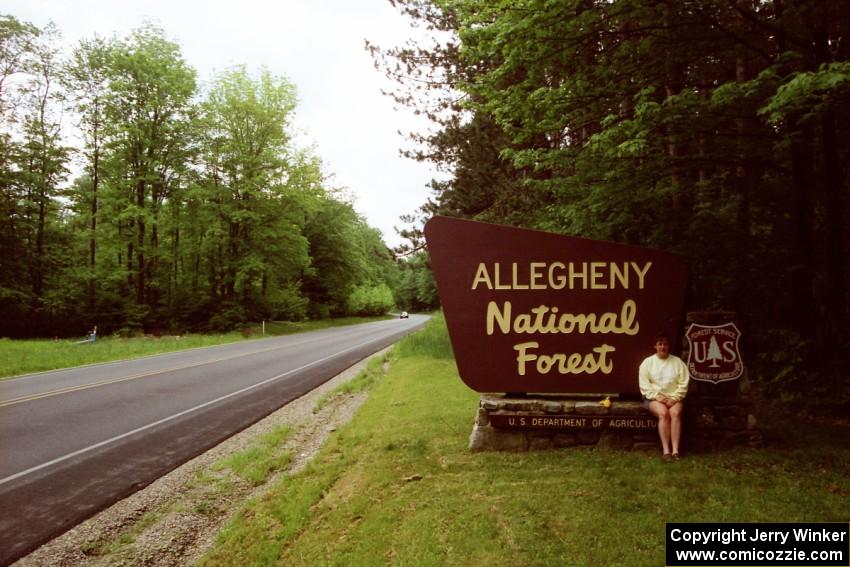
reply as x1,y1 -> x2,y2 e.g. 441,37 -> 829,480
685,322 -> 744,383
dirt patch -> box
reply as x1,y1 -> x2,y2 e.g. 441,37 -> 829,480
15,347 -> 391,567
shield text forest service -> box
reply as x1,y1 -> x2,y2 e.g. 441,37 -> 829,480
424,216 -> 689,394
685,322 -> 744,383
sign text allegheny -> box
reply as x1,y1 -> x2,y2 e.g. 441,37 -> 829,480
424,216 -> 689,394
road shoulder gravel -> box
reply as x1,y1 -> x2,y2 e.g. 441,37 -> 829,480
14,346 -> 393,567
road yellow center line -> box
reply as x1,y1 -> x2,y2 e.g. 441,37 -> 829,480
0,331 -> 398,487
0,334 -> 338,408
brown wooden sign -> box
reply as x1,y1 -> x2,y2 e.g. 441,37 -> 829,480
424,216 -> 688,394
489,415 -> 657,430
685,322 -> 744,383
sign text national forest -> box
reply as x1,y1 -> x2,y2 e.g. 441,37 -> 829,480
424,217 -> 688,394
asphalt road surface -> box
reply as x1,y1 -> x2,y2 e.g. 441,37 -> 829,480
0,315 -> 428,565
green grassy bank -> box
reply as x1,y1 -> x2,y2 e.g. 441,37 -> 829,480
199,315 -> 850,566
0,316 -> 392,380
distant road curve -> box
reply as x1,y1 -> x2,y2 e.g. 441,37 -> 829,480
0,314 -> 428,565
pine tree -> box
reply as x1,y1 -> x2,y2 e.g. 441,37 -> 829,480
707,336 -> 723,368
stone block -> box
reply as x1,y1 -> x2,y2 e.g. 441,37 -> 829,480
475,408 -> 490,427
481,398 -> 501,411
715,404 -> 750,417
561,400 -> 577,412
713,405 -> 738,416
633,432 -> 658,443
541,400 -> 563,414
577,430 -> 602,445
596,431 -> 633,451
722,416 -> 746,430
503,400 -> 536,412
746,414 -> 758,429
575,401 -> 610,415
468,425 -> 529,452
468,424 -> 492,452
494,430 -> 530,451
611,401 -> 645,415
696,409 -> 720,429
553,433 -> 578,448
747,431 -> 765,448
529,437 -> 554,451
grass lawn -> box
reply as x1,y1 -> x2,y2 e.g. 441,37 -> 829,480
0,316 -> 392,380
200,314 -> 850,567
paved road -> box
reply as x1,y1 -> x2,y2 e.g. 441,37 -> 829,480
0,315 -> 428,565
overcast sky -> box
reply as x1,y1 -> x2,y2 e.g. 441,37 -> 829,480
5,0 -> 439,249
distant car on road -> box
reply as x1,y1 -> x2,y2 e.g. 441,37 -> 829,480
400,311 -> 409,319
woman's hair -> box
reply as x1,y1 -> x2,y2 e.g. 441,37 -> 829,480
653,332 -> 671,344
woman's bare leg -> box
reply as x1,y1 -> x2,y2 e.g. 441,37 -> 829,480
669,402 -> 684,455
648,401 -> 671,455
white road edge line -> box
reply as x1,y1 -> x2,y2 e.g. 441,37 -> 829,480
0,332 -> 395,487
1,318 -> 395,383
0,329 -> 367,407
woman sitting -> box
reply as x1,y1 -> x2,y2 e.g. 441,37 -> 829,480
639,333 -> 689,460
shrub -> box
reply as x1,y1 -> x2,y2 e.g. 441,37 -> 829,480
347,284 -> 394,316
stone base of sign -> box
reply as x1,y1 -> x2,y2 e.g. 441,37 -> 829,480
468,393 -> 763,452
682,379 -> 764,452
682,310 -> 764,451
469,395 -> 657,452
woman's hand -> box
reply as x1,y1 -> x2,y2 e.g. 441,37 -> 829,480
657,395 -> 676,408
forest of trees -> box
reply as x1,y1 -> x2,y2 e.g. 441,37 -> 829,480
374,0 -> 849,410
3,3 -> 848,409
0,16 -> 442,338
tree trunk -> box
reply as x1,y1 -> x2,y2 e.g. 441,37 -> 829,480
172,225 -> 180,310
811,7 -> 847,340
88,144 -> 98,312
775,0 -> 817,337
788,119 -> 817,336
136,180 -> 146,307
32,188 -> 46,313
811,15 -> 847,393
666,66 -> 684,212
149,181 -> 160,313
733,53 -> 752,326
127,238 -> 134,292
820,109 -> 847,337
